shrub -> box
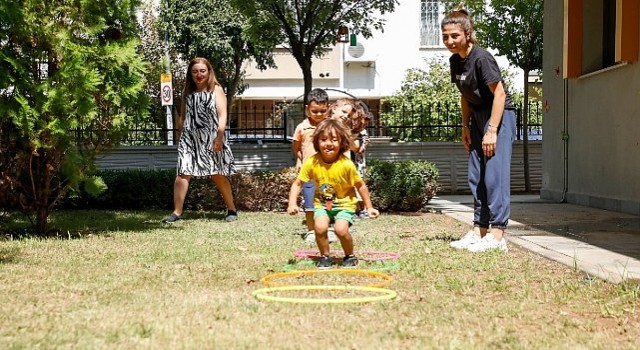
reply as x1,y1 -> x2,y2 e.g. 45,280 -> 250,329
60,169 -> 176,210
366,159 -> 439,211
59,161 -> 439,213
59,168 -> 298,212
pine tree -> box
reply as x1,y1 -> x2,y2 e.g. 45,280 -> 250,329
0,0 -> 148,234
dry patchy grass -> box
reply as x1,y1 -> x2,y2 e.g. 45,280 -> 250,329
0,210 -> 639,349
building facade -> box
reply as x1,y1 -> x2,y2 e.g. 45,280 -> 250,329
234,0 -> 521,126
542,0 -> 640,215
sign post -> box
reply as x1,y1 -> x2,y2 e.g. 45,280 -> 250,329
160,73 -> 174,145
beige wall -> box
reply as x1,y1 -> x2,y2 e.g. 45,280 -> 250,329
541,0 -> 566,199
243,47 -> 340,80
542,0 -> 640,215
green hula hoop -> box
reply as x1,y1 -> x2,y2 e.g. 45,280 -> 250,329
281,260 -> 400,273
262,269 -> 392,288
252,285 -> 397,304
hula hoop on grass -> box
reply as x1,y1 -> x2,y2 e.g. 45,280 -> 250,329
261,269 -> 393,288
294,249 -> 400,261
280,259 -> 400,273
252,285 -> 397,304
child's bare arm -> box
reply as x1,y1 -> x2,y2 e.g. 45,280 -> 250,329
292,140 -> 303,169
354,180 -> 379,218
287,179 -> 304,215
350,134 -> 361,152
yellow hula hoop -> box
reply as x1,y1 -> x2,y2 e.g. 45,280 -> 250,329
252,285 -> 397,304
261,269 -> 393,288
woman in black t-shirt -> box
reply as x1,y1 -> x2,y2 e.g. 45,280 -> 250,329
442,7 -> 516,253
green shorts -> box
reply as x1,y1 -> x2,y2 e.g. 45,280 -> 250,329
314,208 -> 355,225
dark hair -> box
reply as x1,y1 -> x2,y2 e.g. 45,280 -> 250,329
307,88 -> 329,105
441,6 -> 476,44
312,119 -> 353,156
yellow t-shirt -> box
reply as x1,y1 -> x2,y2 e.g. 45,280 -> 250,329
297,154 -> 362,211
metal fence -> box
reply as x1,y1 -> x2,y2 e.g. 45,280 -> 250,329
375,100 -> 543,142
117,100 -> 543,145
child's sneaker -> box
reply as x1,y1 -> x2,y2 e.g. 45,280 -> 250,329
224,210 -> 238,222
302,230 -> 315,242
466,233 -> 508,252
316,255 -> 333,269
328,227 -> 338,243
342,255 -> 359,268
162,213 -> 182,223
449,230 -> 481,249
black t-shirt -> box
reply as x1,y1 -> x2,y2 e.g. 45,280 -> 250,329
449,45 -> 514,110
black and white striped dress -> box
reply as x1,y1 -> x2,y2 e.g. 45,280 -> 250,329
176,90 -> 236,177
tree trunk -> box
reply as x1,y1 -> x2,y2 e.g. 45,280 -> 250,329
36,203 -> 49,235
522,69 -> 531,192
300,58 -> 313,105
33,152 -> 52,234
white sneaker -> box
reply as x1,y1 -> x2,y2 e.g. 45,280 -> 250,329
303,229 -> 338,243
450,230 -> 481,249
302,230 -> 315,242
328,227 -> 338,243
467,233 -> 508,252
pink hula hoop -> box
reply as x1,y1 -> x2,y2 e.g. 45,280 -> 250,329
294,249 -> 400,262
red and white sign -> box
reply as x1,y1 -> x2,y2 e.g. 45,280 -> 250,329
160,73 -> 173,106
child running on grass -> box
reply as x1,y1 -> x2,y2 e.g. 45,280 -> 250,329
287,119 -> 380,269
331,98 -> 371,218
292,88 -> 333,242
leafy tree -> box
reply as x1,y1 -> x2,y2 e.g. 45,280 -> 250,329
158,0 -> 275,118
478,0 -> 543,192
135,1 -> 169,143
381,57 -> 462,142
233,0 -> 398,104
443,0 -> 543,191
381,57 -> 520,142
136,0 -> 187,144
0,0 -> 148,233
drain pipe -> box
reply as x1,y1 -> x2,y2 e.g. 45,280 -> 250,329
561,78 -> 569,203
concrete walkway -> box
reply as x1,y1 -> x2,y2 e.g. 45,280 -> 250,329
427,195 -> 640,283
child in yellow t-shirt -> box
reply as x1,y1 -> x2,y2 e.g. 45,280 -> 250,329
288,119 -> 380,269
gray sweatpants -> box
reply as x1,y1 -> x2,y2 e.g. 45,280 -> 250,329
468,108 -> 516,229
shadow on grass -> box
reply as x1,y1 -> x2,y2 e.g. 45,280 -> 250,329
0,210 -> 177,240
0,209 -> 238,240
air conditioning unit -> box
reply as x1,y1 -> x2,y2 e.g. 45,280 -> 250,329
345,43 -> 376,67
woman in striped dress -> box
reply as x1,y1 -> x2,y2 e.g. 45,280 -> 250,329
162,57 -> 238,223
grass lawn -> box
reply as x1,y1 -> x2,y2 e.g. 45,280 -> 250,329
1,210 -> 639,349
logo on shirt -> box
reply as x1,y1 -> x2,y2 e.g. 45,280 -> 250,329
319,183 -> 336,210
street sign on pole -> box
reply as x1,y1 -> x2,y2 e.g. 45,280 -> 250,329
160,73 -> 173,106
161,73 -> 174,145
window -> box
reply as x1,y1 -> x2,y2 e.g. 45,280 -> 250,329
564,0 -> 638,78
602,0 -> 616,68
420,0 -> 442,47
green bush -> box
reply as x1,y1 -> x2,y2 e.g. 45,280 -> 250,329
60,161 -> 439,213
366,159 -> 439,211
60,168 -> 298,212
60,169 -> 176,210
